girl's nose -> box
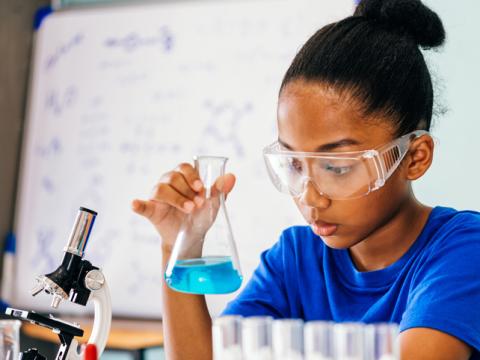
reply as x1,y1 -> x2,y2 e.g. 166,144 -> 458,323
298,179 -> 331,209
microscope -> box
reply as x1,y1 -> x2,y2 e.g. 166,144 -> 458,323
5,207 -> 112,360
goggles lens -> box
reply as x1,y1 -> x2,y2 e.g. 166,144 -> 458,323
263,130 -> 427,200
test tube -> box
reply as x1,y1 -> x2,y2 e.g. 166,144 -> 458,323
364,323 -> 399,360
0,320 -> 21,360
333,322 -> 364,360
272,319 -> 304,360
242,316 -> 273,360
212,316 -> 243,360
304,321 -> 334,360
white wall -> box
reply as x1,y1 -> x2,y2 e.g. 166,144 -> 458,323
414,0 -> 480,210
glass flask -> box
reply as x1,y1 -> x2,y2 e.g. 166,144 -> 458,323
165,156 -> 243,294
0,320 -> 21,360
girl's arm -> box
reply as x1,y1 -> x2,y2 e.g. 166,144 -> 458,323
161,249 -> 212,360
132,163 -> 236,359
400,328 -> 471,359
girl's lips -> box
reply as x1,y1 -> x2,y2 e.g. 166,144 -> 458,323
311,221 -> 338,237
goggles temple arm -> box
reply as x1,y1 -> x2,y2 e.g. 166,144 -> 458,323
374,130 -> 428,187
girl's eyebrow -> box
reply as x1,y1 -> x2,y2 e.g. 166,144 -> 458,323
278,138 -> 361,152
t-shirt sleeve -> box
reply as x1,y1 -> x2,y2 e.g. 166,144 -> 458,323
221,236 -> 290,318
400,215 -> 480,353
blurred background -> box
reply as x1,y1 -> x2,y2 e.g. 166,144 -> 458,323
0,0 -> 478,358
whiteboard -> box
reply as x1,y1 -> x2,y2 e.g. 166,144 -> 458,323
13,0 -> 353,318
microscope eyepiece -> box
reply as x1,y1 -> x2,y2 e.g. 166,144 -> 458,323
32,207 -> 98,308
65,207 -> 97,257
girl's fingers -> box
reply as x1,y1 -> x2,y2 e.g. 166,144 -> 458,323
222,173 -> 236,195
152,183 -> 195,213
135,165 -> 234,220
176,163 -> 203,192
211,173 -> 236,198
131,199 -> 157,219
214,173 -> 236,194
162,170 -> 199,204
132,199 -> 149,215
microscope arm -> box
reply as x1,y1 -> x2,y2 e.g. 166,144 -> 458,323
88,279 -> 112,354
64,271 -> 112,360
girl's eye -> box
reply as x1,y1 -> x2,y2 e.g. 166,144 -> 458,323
324,164 -> 352,175
288,158 -> 303,172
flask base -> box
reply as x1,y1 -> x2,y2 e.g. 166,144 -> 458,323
165,256 -> 242,294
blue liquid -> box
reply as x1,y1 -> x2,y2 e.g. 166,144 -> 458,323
165,256 -> 243,294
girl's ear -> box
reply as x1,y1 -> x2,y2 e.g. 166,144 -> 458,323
405,134 -> 434,180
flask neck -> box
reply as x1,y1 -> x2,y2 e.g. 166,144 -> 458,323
194,156 -> 228,198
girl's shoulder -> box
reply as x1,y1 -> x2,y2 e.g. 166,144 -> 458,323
415,206 -> 480,265
426,206 -> 480,239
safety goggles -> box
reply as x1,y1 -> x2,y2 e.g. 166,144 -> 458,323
263,130 -> 428,200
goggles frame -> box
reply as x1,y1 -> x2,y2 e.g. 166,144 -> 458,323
263,130 -> 429,200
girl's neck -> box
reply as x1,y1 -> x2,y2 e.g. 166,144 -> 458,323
348,198 -> 432,272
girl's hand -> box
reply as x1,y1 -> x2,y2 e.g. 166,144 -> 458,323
131,162 -> 236,253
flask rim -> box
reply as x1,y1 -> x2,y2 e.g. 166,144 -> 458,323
193,155 -> 228,162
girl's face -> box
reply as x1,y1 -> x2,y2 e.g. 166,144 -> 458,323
277,80 -> 412,249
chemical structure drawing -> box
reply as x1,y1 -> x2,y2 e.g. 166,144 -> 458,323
35,137 -> 62,158
104,26 -> 174,53
197,100 -> 253,158
45,86 -> 78,116
41,176 -> 55,194
45,33 -> 84,71
126,259 -> 163,295
33,228 -> 57,273
86,228 -> 117,266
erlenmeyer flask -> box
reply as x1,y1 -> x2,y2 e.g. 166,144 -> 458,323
165,156 -> 243,294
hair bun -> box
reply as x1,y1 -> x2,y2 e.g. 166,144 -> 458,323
354,0 -> 445,48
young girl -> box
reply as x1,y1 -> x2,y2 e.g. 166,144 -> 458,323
132,0 -> 480,358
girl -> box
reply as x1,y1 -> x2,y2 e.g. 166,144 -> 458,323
132,0 -> 480,358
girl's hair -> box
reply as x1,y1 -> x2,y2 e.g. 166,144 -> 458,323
281,0 -> 445,136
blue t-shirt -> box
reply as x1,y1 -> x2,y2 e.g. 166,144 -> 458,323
222,206 -> 480,357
